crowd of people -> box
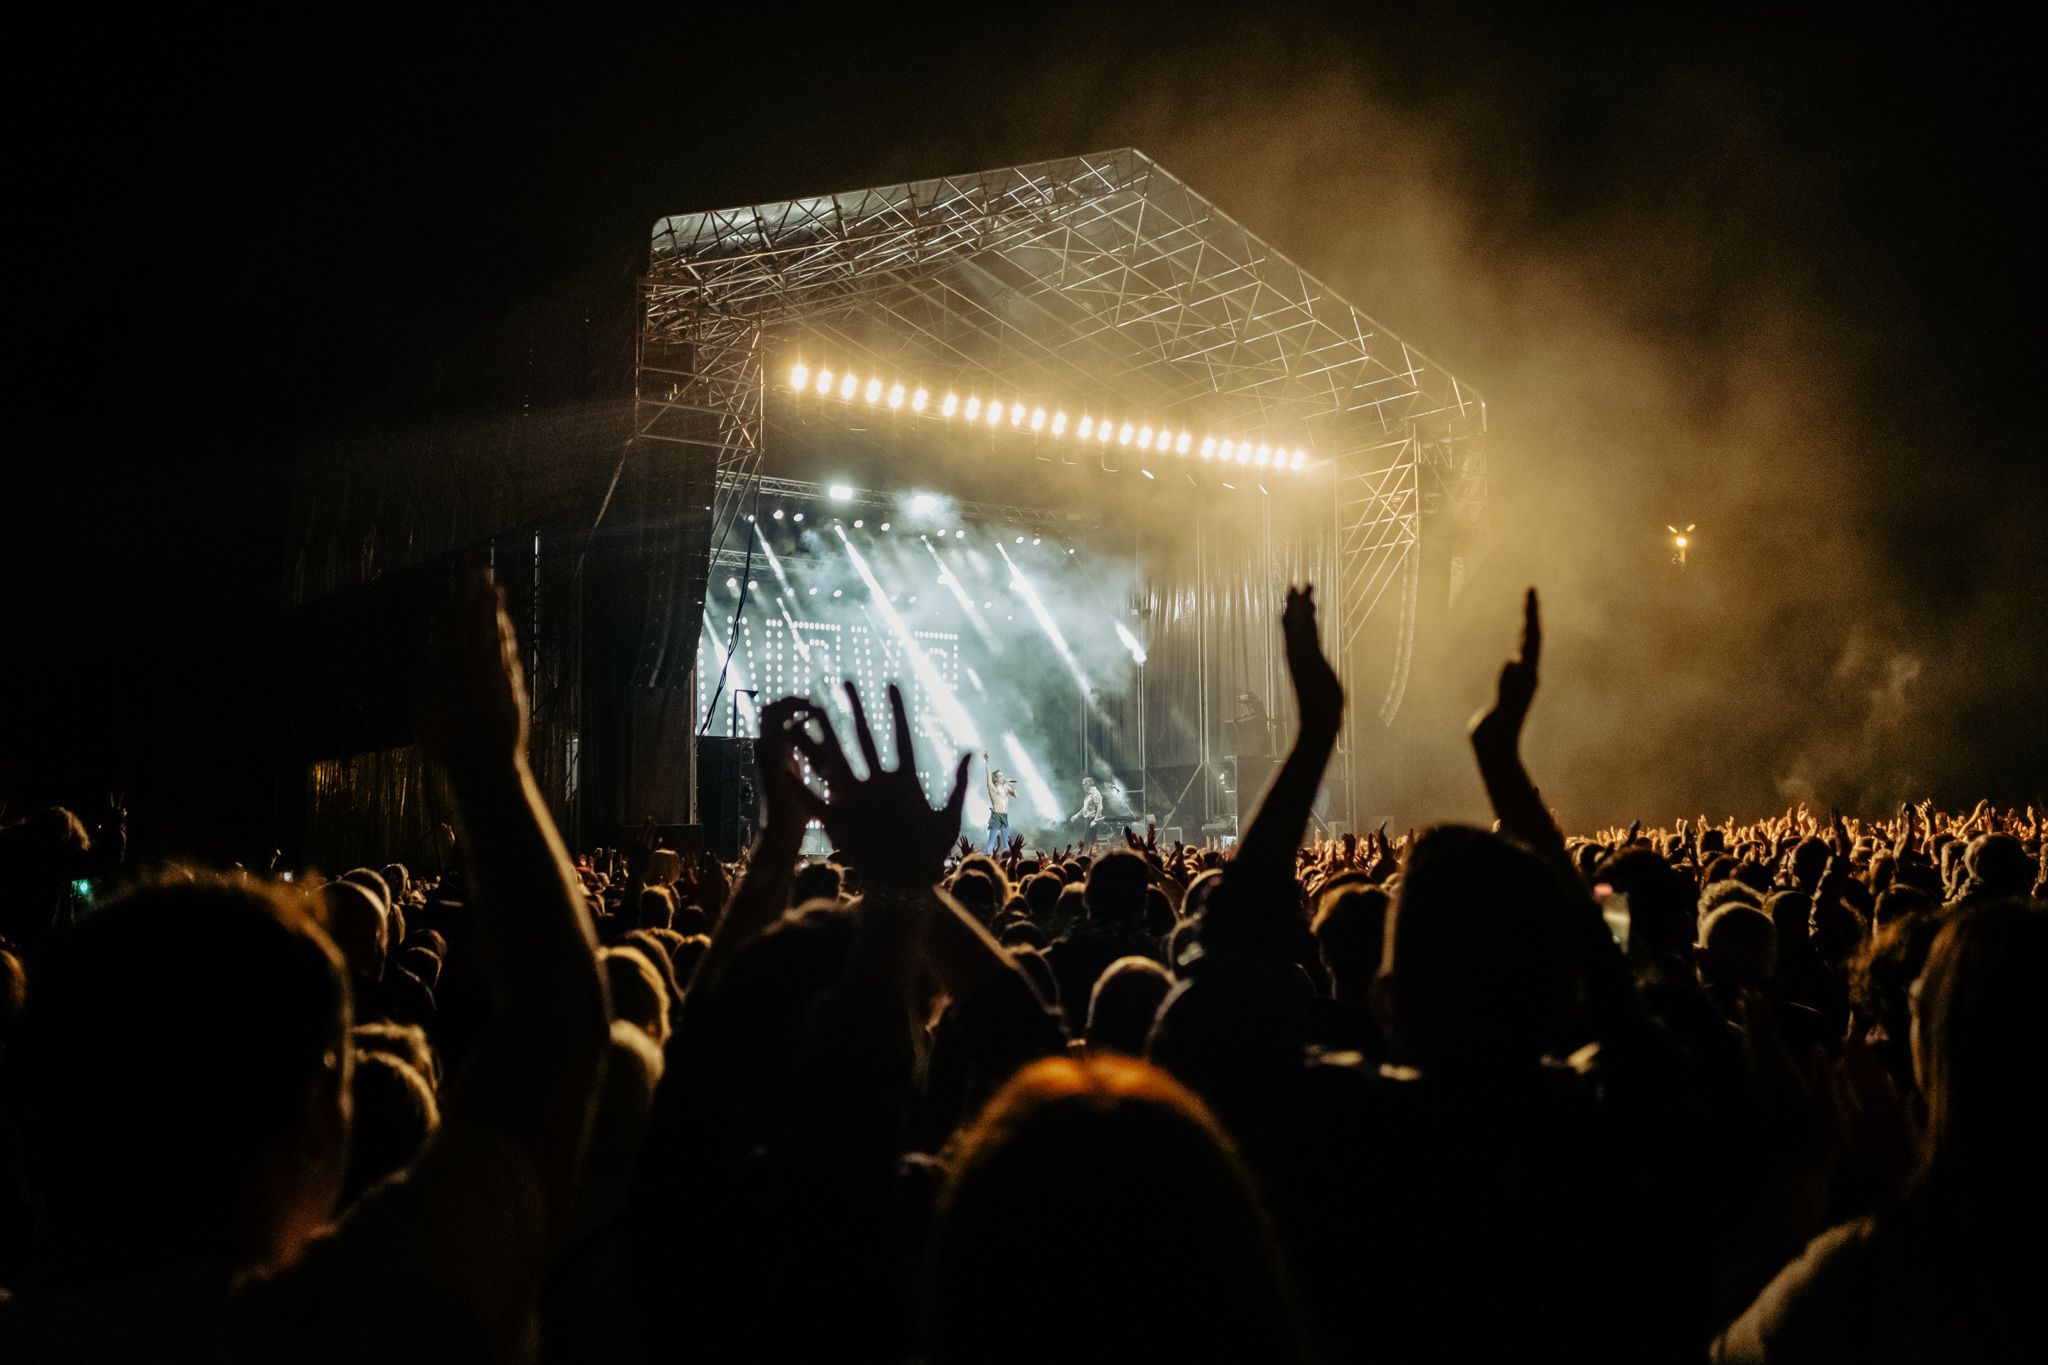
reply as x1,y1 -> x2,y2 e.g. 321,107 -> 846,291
0,575 -> 2040,1362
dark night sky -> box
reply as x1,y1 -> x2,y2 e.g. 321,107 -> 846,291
7,5 -> 2042,853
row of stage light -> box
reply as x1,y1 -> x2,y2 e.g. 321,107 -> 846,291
786,362 -> 1315,474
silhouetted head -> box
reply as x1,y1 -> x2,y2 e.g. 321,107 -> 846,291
1913,900 -> 2047,1209
1086,956 -> 1174,1055
949,869 -> 999,923
341,1049 -> 437,1206
318,879 -> 388,978
637,884 -> 676,930
1311,885 -> 1389,996
928,1055 -> 1306,1364
1381,825 -> 1581,1070
1084,849 -> 1150,924
1789,838 -> 1832,887
1698,903 -> 1776,991
604,943 -> 673,1045
353,1019 -> 440,1091
1964,834 -> 2034,899
11,872 -> 350,1284
791,860 -> 844,907
1593,848 -> 1696,969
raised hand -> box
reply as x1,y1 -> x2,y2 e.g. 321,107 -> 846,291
1282,585 -> 1344,737
416,570 -> 528,776
756,696 -> 829,838
1469,588 -> 1540,758
793,681 -> 971,891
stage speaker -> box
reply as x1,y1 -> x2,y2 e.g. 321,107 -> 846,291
627,688 -> 695,825
696,737 -> 754,860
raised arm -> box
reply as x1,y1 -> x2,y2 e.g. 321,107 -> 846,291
1235,585 -> 1345,875
415,571 -> 611,1237
1467,588 -> 1572,882
687,696 -> 826,999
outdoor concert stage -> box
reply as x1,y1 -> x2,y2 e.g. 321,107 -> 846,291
641,149 -> 1487,852
286,149 -> 1487,866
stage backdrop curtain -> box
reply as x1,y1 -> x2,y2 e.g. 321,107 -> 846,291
1138,497 -> 1331,826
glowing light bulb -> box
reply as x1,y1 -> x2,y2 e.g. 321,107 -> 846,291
1137,426 -> 1154,450
1219,440 -> 1235,460
1030,408 -> 1046,431
1200,437 -> 1216,459
965,396 -> 982,421
1237,444 -> 1251,464
1098,420 -> 1112,444
987,401 -> 1003,426
864,378 -> 883,404
1176,431 -> 1192,454
1255,444 -> 1270,467
942,392 -> 959,416
1078,415 -> 1094,439
887,383 -> 904,409
816,368 -> 834,394
912,388 -> 928,412
839,373 -> 857,399
1118,423 -> 1134,445
1291,449 -> 1306,470
790,362 -> 809,389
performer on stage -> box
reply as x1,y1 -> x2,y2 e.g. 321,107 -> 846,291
1072,777 -> 1105,845
983,753 -> 1018,855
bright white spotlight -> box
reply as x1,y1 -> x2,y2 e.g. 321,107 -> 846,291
887,383 -> 905,409
726,577 -> 738,588
942,392 -> 959,416
1290,449 -> 1306,470
1176,431 -> 1192,454
954,529 -> 965,539
815,368 -> 834,395
1014,535 -> 1025,544
1201,437 -> 1216,459
1141,469 -> 1155,479
1255,444 -> 1270,467
879,521 -> 891,531
828,484 -> 854,502
832,589 -> 843,598
853,518 -> 864,528
912,388 -> 929,412
965,396 -> 982,421
1008,403 -> 1025,426
1032,537 -> 1041,544
1097,421 -> 1112,444
1078,415 -> 1094,439
1219,439 -> 1235,460
1137,426 -> 1154,450
792,512 -> 805,523
910,493 -> 939,516
1118,423 -> 1134,445
864,378 -> 883,404
1113,618 -> 1149,665
987,401 -> 1003,426
809,586 -> 819,595
1050,412 -> 1067,435
772,508 -> 785,520
789,362 -> 809,389
839,373 -> 857,399
1237,444 -> 1252,464
1030,408 -> 1046,431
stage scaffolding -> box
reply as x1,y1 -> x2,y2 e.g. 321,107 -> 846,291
637,148 -> 1486,828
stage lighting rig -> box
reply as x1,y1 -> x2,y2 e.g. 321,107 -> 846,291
783,360 -> 1316,477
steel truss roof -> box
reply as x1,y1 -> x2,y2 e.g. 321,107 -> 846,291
637,147 -> 1487,738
